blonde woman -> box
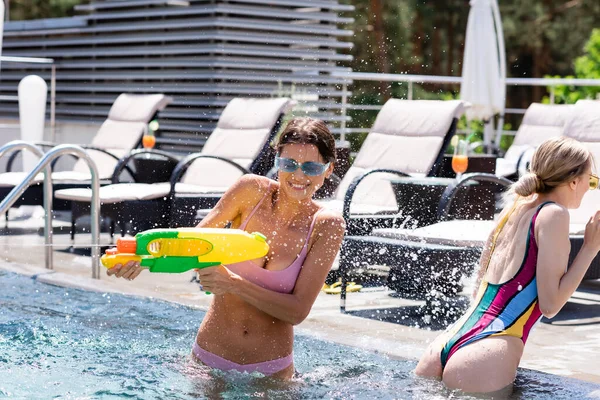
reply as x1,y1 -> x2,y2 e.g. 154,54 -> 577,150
415,137 -> 600,393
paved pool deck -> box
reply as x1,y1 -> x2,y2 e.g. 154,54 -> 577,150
1,214 -> 600,385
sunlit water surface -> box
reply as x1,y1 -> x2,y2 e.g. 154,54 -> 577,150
1,270 -> 599,399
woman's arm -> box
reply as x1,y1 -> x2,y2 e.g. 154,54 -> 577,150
197,211 -> 345,325
107,174 -> 269,280
536,206 -> 600,318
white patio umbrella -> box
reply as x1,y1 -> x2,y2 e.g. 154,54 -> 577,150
460,0 -> 506,152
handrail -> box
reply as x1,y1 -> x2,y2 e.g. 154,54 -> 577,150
332,71 -> 600,87
0,144 -> 101,278
0,140 -> 45,160
0,140 -> 46,228
331,71 -> 600,143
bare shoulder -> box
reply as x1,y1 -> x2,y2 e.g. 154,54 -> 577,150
314,208 -> 346,237
536,202 -> 569,228
534,203 -> 570,242
231,174 -> 276,200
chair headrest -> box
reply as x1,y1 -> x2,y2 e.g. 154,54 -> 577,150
370,99 -> 466,137
108,94 -> 173,122
216,98 -> 295,130
521,103 -> 574,128
563,101 -> 600,142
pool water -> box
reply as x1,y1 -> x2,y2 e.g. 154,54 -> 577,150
1,270 -> 599,399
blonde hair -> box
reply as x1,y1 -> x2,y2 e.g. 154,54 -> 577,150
512,137 -> 593,197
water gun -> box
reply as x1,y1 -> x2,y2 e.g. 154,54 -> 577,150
101,228 -> 269,273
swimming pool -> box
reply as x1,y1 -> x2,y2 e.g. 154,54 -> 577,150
1,270 -> 599,399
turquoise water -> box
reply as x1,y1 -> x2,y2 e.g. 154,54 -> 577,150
1,270 -> 599,399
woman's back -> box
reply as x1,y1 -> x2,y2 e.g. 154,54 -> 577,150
416,136 -> 600,393
484,199 -> 541,284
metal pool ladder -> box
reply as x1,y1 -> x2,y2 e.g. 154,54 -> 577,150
0,140 -> 101,278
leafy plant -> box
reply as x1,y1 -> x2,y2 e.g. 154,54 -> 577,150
543,28 -> 600,104
9,0 -> 82,20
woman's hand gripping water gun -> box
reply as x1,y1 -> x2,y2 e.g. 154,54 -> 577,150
102,228 -> 269,284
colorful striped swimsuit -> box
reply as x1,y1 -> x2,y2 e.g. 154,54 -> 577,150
440,201 -> 554,368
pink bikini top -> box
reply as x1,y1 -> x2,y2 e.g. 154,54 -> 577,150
227,183 -> 323,294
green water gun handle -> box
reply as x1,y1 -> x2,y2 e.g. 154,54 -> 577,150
140,257 -> 221,273
141,257 -> 220,294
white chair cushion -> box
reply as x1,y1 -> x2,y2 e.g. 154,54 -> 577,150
108,93 -> 172,122
0,170 -> 109,187
69,94 -> 173,181
371,99 -> 465,137
316,198 -> 398,215
51,171 -> 104,183
332,166 -> 399,209
216,97 -> 294,130
89,120 -> 146,150
352,133 -> 444,175
330,99 -> 465,210
570,189 -> 600,227
0,172 -> 41,187
202,127 -> 270,160
72,147 -> 129,181
174,183 -> 230,194
371,219 -> 587,248
180,97 -> 294,188
55,180 -> 234,205
495,157 -> 518,178
503,103 -> 573,163
372,220 -> 495,247
181,157 -> 249,188
563,101 -> 600,144
55,182 -> 171,204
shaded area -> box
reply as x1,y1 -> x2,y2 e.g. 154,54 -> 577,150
347,295 -> 471,331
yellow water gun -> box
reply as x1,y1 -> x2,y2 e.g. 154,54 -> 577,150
101,228 -> 269,273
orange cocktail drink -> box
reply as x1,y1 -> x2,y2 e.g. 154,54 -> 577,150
142,135 -> 156,149
452,155 -> 468,174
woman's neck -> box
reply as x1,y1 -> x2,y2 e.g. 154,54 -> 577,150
535,189 -> 571,208
271,187 -> 315,224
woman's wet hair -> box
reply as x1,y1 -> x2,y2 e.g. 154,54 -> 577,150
512,136 -> 593,197
275,117 -> 336,164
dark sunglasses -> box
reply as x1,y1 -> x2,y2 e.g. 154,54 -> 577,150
274,156 -> 330,176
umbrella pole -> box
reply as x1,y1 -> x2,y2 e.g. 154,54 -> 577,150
484,119 -> 494,154
495,114 -> 505,153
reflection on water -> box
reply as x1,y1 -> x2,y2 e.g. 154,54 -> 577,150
0,270 -> 598,399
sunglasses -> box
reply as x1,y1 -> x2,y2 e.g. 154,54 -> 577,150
274,156 -> 330,176
590,174 -> 599,191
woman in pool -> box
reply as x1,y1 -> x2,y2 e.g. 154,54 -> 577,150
108,117 -> 345,379
415,137 -> 600,393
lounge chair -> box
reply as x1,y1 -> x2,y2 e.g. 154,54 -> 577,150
338,100 -> 600,313
316,99 -> 466,235
55,97 -> 295,238
338,172 -> 513,311
0,93 -> 173,218
495,103 -> 573,178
